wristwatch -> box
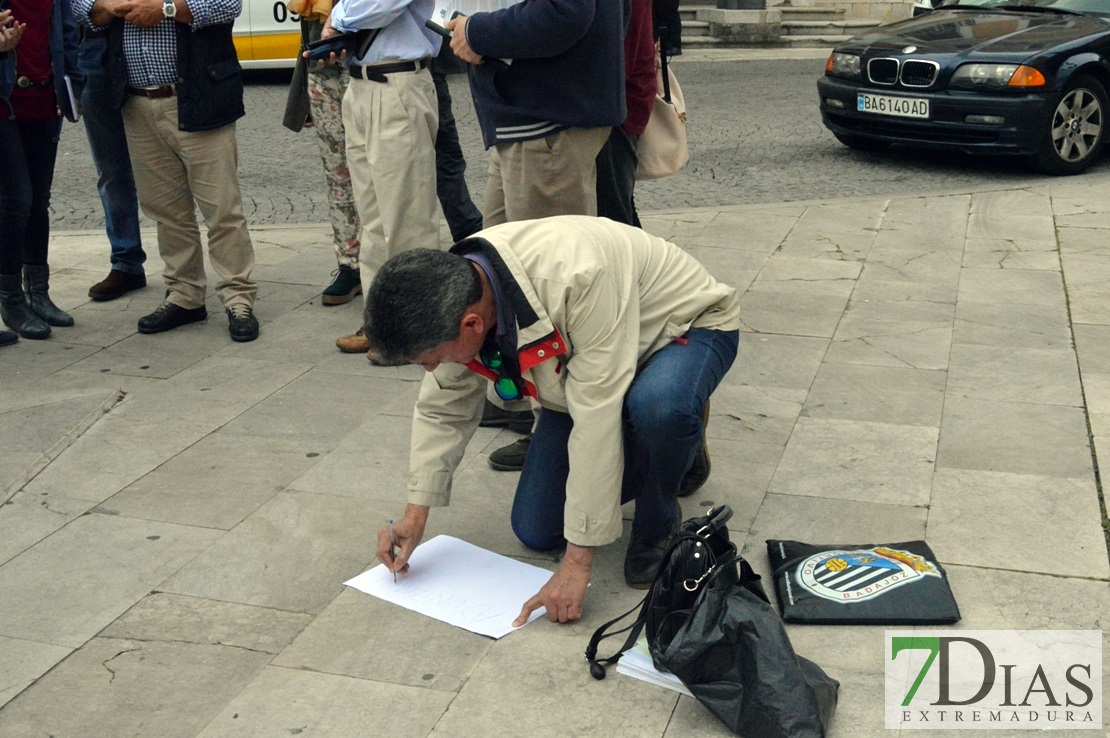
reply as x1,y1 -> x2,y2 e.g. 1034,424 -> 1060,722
162,0 -> 176,19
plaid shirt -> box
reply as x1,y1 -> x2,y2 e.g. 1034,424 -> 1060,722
72,0 -> 242,87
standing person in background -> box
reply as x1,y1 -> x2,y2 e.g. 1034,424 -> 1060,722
445,0 -> 627,227
290,5 -> 483,356
445,0 -> 629,472
284,9 -> 364,309
0,7 -> 23,348
654,0 -> 681,57
327,34 -> 485,354
0,0 -> 81,341
596,0 -> 655,228
429,39 -> 483,243
322,0 -> 443,356
77,22 -> 148,302
73,0 -> 260,343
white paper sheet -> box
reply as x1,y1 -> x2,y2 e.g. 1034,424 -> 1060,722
343,535 -> 552,639
428,0 -> 525,33
616,637 -> 693,697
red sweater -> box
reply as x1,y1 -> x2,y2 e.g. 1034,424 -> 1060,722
10,0 -> 57,122
624,0 -> 657,137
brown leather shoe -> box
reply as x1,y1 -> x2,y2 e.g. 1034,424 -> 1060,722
336,327 -> 370,354
88,270 -> 146,301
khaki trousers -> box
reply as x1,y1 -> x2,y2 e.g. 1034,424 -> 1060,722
342,67 -> 440,298
122,96 -> 256,309
483,126 -> 612,227
483,125 -> 611,419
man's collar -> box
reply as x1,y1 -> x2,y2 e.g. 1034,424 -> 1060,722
452,237 -> 540,330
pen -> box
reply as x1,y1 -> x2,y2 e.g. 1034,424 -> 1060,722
389,519 -> 397,584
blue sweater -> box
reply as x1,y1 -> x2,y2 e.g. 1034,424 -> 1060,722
464,0 -> 629,148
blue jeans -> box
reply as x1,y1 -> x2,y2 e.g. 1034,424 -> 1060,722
78,38 -> 145,275
511,328 -> 740,550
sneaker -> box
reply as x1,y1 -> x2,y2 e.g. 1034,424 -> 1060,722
137,302 -> 207,334
488,434 -> 531,471
88,269 -> 146,301
677,400 -> 711,498
480,400 -> 533,433
226,304 -> 259,342
624,499 -> 682,589
321,265 -> 362,306
336,327 -> 370,354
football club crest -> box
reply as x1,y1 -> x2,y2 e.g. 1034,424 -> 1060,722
796,547 -> 940,603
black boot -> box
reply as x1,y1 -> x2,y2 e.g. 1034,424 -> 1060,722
0,274 -> 50,339
23,264 -> 74,327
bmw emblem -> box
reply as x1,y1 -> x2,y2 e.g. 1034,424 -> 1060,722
902,45 -> 917,54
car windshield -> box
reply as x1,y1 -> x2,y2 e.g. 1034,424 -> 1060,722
939,0 -> 1110,16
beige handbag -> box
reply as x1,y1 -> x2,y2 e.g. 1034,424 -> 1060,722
636,53 -> 688,181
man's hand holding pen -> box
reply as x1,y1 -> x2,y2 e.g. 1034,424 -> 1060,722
376,503 -> 429,578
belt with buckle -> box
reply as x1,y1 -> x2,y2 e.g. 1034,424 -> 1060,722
127,85 -> 176,99
349,58 -> 429,82
16,76 -> 53,89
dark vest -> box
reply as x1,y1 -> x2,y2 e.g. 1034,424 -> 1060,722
105,19 -> 245,132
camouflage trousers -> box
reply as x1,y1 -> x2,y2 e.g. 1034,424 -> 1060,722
307,68 -> 361,268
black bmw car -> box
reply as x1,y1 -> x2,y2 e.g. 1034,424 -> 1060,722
818,0 -> 1110,174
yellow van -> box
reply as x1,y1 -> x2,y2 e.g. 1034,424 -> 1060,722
233,0 -> 302,69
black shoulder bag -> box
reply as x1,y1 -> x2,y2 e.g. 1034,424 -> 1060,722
586,505 -> 840,738
585,505 -> 765,677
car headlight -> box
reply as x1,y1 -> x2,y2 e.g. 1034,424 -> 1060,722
826,52 -> 861,80
951,63 -> 1020,88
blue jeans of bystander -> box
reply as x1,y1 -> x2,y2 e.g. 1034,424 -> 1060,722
78,37 -> 145,275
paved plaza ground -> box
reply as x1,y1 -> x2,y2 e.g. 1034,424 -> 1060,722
1,177 -> 1109,736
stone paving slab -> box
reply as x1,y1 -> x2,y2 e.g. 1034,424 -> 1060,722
0,636 -> 72,709
0,491 -> 92,568
2,183 -> 1109,737
768,417 -> 939,507
937,398 -> 1093,478
952,299 -> 1072,350
158,490 -> 386,615
827,299 -> 954,370
194,666 -> 456,738
0,637 -> 272,738
0,514 -> 222,648
927,469 -> 1109,580
100,592 -> 314,654
805,362 -> 947,427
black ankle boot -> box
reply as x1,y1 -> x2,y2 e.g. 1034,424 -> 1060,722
23,264 -> 74,327
0,274 -> 50,339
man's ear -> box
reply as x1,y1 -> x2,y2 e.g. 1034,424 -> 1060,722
459,311 -> 485,337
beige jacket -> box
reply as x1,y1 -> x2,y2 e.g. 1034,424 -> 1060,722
406,216 -> 740,547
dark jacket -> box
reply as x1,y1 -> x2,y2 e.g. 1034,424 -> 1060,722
464,0 -> 629,148
0,0 -> 82,122
104,19 -> 244,132
282,20 -> 318,133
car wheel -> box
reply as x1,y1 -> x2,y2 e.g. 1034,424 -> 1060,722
833,132 -> 891,153
1030,74 -> 1109,176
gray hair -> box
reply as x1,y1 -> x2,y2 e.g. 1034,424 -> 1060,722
362,249 -> 483,364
